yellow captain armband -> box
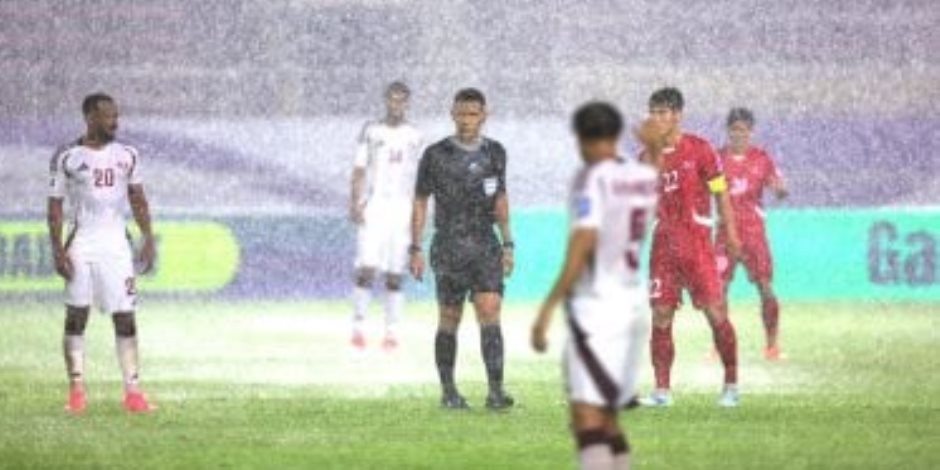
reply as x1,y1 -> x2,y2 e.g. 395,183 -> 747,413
707,175 -> 728,194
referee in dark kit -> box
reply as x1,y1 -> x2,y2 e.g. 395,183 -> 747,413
409,88 -> 515,410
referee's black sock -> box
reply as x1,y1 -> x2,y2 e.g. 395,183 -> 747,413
480,324 -> 504,393
435,330 -> 458,395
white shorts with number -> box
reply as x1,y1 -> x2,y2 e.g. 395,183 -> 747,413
563,292 -> 650,409
355,199 -> 412,275
66,246 -> 137,314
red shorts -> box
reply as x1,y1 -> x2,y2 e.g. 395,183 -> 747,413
716,227 -> 773,284
649,225 -> 723,310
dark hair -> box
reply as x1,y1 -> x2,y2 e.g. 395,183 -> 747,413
385,81 -> 411,98
648,87 -> 684,111
82,93 -> 114,116
453,87 -> 486,106
572,101 -> 623,140
727,107 -> 755,127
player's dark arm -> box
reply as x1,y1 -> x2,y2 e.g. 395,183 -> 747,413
349,167 -> 366,223
494,193 -> 512,244
128,184 -> 156,273
47,197 -> 72,280
494,192 -> 515,277
409,195 -> 429,280
714,189 -> 741,258
532,229 -> 597,352
769,174 -> 788,199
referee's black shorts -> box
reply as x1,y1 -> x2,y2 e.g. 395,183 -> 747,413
430,234 -> 504,306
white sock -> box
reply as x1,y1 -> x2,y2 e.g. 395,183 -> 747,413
63,335 -> 85,386
352,286 -> 371,333
613,452 -> 631,470
384,290 -> 404,337
578,444 -> 614,470
116,336 -> 140,393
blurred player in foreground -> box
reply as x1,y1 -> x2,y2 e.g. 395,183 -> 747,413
637,87 -> 742,407
716,107 -> 788,361
348,81 -> 423,351
410,88 -> 515,410
47,93 -> 156,414
533,102 -> 658,470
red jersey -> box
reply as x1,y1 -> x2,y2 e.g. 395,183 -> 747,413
719,146 -> 782,233
653,133 -> 724,234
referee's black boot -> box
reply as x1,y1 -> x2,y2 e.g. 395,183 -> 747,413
485,389 -> 515,411
441,390 -> 470,410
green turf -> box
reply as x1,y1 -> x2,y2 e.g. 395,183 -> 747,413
0,300 -> 937,469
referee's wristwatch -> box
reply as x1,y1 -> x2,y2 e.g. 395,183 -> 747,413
408,244 -> 422,255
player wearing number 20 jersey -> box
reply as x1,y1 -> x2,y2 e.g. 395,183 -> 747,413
48,93 -> 156,414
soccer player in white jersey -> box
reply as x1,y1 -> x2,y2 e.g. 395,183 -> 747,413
47,93 -> 156,414
348,82 -> 423,351
532,102 -> 658,470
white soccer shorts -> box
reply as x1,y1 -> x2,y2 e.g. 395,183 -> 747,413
355,200 -> 412,275
563,295 -> 651,410
66,248 -> 137,314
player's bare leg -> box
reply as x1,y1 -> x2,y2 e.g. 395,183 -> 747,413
63,305 -> 89,414
113,312 -> 153,413
757,280 -> 782,360
473,292 -> 513,410
436,304 -> 468,409
571,403 -> 628,469
351,267 -> 375,349
382,274 -> 404,351
645,306 -> 676,406
703,304 -> 739,407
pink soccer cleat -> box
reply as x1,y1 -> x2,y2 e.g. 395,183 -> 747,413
351,330 -> 367,350
123,391 -> 155,413
65,386 -> 87,415
382,335 -> 398,352
764,345 -> 786,362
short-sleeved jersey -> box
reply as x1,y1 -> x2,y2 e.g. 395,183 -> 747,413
719,146 -> 782,229
49,139 -> 142,255
570,158 -> 658,300
415,137 -> 507,237
651,134 -> 724,233
354,120 -> 423,204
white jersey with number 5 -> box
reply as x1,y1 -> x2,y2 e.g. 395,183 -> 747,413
354,120 -> 423,204
569,157 -> 658,301
49,140 -> 142,260
563,157 -> 658,409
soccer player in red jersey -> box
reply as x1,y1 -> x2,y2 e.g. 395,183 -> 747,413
636,88 -> 742,407
715,108 -> 788,361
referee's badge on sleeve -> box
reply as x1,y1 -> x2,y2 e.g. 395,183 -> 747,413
483,177 -> 498,196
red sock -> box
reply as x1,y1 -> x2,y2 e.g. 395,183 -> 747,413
651,325 -> 674,389
711,318 -> 737,384
762,295 -> 780,346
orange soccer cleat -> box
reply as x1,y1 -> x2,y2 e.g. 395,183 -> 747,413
123,391 -> 155,413
65,385 -> 87,415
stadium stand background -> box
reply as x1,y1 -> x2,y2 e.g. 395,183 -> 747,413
1,0 -> 938,214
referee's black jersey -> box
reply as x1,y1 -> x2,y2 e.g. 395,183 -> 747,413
415,136 -> 507,238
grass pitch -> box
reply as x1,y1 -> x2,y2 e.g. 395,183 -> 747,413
0,299 -> 937,469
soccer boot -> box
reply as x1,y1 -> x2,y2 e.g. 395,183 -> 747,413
350,330 -> 366,351
639,389 -> 673,407
763,345 -> 786,362
381,334 -> 398,352
440,391 -> 471,410
124,391 -> 156,413
65,385 -> 87,415
718,385 -> 740,408
485,389 -> 515,411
